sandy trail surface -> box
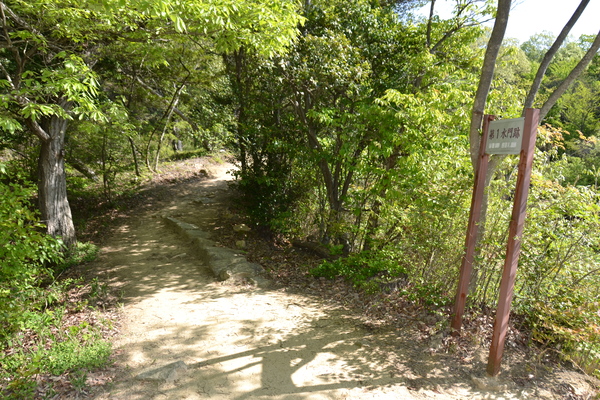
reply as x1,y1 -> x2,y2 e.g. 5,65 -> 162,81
88,160 -> 597,400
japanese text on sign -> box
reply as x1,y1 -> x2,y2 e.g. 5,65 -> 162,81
485,117 -> 525,155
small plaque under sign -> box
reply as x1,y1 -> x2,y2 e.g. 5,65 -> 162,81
486,117 -> 525,155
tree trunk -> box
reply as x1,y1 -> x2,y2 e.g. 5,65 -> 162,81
67,157 -> 98,181
37,112 -> 77,248
469,0 -> 511,170
523,0 -> 590,111
144,80 -> 187,173
101,130 -> 112,202
233,49 -> 248,173
465,0 -> 511,294
539,30 -> 600,121
128,136 -> 141,177
154,89 -> 180,171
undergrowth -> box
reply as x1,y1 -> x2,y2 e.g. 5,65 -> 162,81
1,164 -> 113,398
0,243 -> 113,399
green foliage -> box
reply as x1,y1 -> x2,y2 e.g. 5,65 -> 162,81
67,100 -> 137,201
0,163 -> 110,395
128,0 -> 304,56
44,335 -> 111,375
311,249 -> 452,305
234,160 -> 310,230
311,250 -> 407,292
517,181 -> 600,376
0,50 -> 103,126
366,136 -> 473,295
520,31 -> 555,63
231,0 -> 482,247
524,291 -> 600,378
0,167 -> 64,340
0,0 -> 304,249
59,242 -> 100,273
220,1 -> 600,374
470,131 -> 600,376
557,81 -> 600,137
2,0 -> 597,382
1,317 -> 112,397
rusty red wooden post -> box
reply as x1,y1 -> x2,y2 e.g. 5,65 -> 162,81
451,114 -> 495,333
487,108 -> 539,376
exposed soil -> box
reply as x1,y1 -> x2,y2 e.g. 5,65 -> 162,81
75,157 -> 598,399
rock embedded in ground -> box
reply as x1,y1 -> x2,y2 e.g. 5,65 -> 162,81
233,223 -> 251,233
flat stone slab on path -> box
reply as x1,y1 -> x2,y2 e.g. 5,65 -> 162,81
162,216 -> 268,286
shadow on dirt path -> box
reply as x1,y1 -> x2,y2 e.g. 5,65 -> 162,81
88,159 -> 598,400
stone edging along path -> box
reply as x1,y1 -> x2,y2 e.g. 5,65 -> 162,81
90,160 -> 598,400
162,216 -> 269,287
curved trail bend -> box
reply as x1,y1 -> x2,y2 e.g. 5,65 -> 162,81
89,160 -> 595,400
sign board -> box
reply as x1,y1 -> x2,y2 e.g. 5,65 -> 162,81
451,109 -> 540,377
485,117 -> 525,155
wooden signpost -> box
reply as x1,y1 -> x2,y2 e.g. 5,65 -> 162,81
451,108 -> 540,377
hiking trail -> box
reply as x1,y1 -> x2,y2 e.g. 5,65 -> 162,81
88,158 -> 598,400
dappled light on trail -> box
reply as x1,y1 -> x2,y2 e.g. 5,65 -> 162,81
88,160 -> 595,400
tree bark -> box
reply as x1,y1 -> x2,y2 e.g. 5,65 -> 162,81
464,0 -> 511,294
523,0 -> 590,111
67,158 -> 98,181
35,107 -> 77,248
128,136 -> 141,177
425,0 -> 436,49
539,30 -> 600,121
154,90 -> 180,171
468,0 -> 511,171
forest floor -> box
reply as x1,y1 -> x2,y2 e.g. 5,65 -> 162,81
70,156 -> 598,399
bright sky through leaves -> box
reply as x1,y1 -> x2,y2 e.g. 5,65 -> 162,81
419,0 -> 600,43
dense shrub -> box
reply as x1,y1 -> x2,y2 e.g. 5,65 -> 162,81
472,143 -> 600,377
0,165 -> 64,340
1,164 -> 112,397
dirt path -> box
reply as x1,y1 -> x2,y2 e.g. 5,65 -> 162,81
88,160 -> 598,400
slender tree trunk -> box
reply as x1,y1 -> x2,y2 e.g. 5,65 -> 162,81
523,0 -> 590,111
471,153 -> 504,292
233,49 -> 248,173
539,30 -> 600,121
134,75 -> 210,152
128,136 -> 141,177
145,129 -> 156,172
67,158 -> 98,181
469,0 -> 511,170
36,110 -> 77,248
145,80 -> 187,172
466,0 -> 511,293
101,129 -> 111,201
426,0 -> 436,49
154,90 -> 180,171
